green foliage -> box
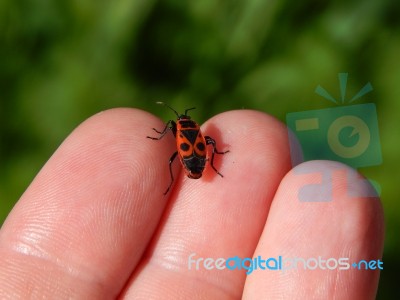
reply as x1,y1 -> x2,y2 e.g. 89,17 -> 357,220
1,0 -> 399,297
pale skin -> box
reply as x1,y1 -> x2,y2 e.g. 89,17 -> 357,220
0,109 -> 384,299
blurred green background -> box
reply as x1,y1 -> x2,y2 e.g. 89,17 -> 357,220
0,0 -> 398,298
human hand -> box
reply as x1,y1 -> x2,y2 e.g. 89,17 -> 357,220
0,108 -> 384,299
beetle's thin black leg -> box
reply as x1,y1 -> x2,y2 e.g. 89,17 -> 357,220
205,136 -> 229,177
164,151 -> 178,195
147,120 -> 176,139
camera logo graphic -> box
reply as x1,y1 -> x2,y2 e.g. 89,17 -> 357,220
286,73 -> 382,201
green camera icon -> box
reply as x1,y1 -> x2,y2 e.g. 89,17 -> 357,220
286,73 -> 382,201
286,103 -> 382,169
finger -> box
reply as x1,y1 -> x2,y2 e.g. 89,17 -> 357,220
243,160 -> 384,299
0,108 -> 175,298
121,110 -> 292,299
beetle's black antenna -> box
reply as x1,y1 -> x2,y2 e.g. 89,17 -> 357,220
184,107 -> 196,115
156,102 -> 180,118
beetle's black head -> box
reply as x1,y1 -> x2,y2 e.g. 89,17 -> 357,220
178,112 -> 192,120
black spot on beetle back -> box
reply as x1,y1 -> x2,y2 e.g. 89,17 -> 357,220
196,142 -> 205,151
182,130 -> 199,145
180,142 -> 190,151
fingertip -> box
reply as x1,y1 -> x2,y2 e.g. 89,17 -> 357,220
199,109 -> 291,197
244,160 -> 384,299
0,107 -> 177,298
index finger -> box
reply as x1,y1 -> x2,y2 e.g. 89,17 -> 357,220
0,108 -> 175,298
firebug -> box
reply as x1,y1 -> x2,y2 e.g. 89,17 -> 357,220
147,102 -> 229,195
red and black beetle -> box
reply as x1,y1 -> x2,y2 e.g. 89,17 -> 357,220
147,102 -> 229,195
